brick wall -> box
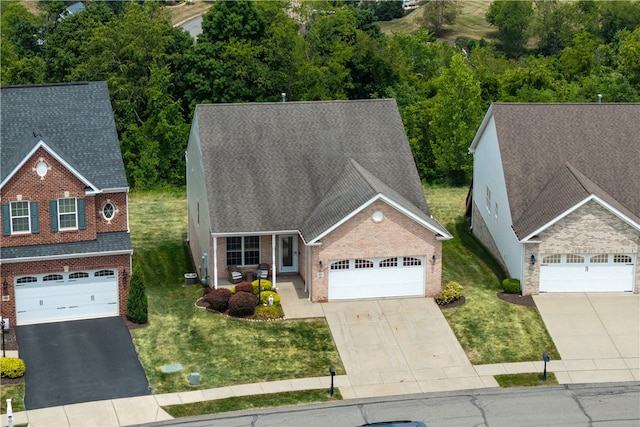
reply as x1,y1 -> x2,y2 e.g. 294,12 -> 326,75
526,200 -> 640,294
0,254 -> 131,325
1,147 -> 127,247
311,200 -> 442,302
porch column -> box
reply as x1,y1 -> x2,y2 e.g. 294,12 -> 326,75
213,235 -> 218,289
272,234 -> 277,289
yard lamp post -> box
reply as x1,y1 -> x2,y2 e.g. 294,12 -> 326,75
542,351 -> 550,381
329,366 -> 336,396
257,269 -> 262,304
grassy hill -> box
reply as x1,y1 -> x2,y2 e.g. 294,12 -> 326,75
379,0 -> 496,42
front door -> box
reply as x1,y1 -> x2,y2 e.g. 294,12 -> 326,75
279,234 -> 298,273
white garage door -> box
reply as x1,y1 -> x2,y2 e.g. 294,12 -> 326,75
328,256 -> 425,300
539,254 -> 635,293
15,269 -> 119,325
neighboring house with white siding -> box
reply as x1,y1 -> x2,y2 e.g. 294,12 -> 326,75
469,103 -> 639,294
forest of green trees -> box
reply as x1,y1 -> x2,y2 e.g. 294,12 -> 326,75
2,0 -> 639,188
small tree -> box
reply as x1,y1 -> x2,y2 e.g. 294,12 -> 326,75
126,263 -> 148,324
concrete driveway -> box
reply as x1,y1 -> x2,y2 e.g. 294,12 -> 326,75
320,298 -> 494,398
534,293 -> 640,382
16,317 -> 151,410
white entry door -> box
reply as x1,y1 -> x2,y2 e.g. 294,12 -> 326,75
279,234 -> 298,273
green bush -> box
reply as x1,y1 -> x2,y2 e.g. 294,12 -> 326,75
435,281 -> 463,305
1,357 -> 26,378
254,304 -> 285,320
228,292 -> 258,317
259,291 -> 280,306
502,278 -> 521,294
204,287 -> 232,312
126,263 -> 148,324
251,279 -> 273,294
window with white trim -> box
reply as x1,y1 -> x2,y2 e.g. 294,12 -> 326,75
403,257 -> 422,266
494,202 -> 498,219
614,255 -> 632,263
10,201 -> 30,233
590,254 -> 608,263
226,236 -> 260,266
43,274 -> 64,281
58,197 -> 77,229
69,272 -> 89,279
542,254 -> 561,264
94,270 -> 115,277
566,254 -> 584,263
330,260 -> 349,270
355,259 -> 374,269
102,202 -> 115,221
380,258 -> 398,268
16,276 -> 37,284
486,187 -> 491,212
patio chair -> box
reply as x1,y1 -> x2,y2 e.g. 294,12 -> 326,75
228,265 -> 243,284
256,263 -> 270,280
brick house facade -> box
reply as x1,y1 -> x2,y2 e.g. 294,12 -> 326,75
186,100 -> 451,302
1,82 -> 132,325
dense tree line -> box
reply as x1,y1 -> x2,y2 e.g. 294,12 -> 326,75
2,0 -> 639,188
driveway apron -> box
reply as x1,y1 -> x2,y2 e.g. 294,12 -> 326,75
321,298 -> 488,398
16,317 -> 150,410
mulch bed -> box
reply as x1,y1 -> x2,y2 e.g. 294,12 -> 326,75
497,292 -> 536,307
439,295 -> 466,309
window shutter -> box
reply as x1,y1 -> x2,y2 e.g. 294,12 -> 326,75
30,201 -> 40,233
50,200 -> 58,232
77,198 -> 86,229
2,204 -> 10,235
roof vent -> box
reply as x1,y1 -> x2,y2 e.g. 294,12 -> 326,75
281,93 -> 286,103
597,94 -> 602,103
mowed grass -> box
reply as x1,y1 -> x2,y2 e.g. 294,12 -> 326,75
379,1 -> 496,41
424,185 -> 559,364
495,372 -> 558,387
128,190 -> 344,394
0,383 -> 25,414
163,389 -> 342,418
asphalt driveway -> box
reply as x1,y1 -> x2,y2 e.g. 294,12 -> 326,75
16,317 -> 150,410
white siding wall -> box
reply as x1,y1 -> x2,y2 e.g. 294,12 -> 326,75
186,114 -> 212,282
472,116 -> 523,280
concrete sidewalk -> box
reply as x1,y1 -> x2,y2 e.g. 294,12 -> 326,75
4,285 -> 639,426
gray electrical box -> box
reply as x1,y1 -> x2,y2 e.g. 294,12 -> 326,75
187,373 -> 200,385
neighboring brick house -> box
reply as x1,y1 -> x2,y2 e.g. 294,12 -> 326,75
0,82 -> 132,325
186,99 -> 451,302
468,103 -> 640,295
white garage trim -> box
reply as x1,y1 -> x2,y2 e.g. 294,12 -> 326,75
328,256 -> 425,300
539,254 -> 634,293
15,269 -> 119,325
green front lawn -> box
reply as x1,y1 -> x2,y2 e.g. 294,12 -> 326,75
129,191 -> 344,394
425,185 -> 559,364
163,389 -> 342,418
0,383 -> 25,414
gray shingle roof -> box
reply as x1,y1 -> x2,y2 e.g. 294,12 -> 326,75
1,82 -> 127,189
194,99 -> 449,240
489,103 -> 640,239
0,231 -> 132,261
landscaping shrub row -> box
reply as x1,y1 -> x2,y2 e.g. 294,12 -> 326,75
201,279 -> 283,319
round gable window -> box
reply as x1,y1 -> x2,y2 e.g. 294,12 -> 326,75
36,161 -> 48,177
102,202 -> 115,221
371,210 -> 384,223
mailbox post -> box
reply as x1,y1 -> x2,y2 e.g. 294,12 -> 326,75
329,366 -> 336,396
542,351 -> 550,381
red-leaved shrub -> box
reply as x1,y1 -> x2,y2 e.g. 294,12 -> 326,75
234,282 -> 254,294
203,287 -> 232,312
228,292 -> 258,317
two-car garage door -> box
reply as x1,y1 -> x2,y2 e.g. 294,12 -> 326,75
539,254 -> 635,293
15,269 -> 118,325
328,256 -> 425,300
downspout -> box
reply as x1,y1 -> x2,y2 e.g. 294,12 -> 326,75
272,234 -> 277,290
213,235 -> 218,289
